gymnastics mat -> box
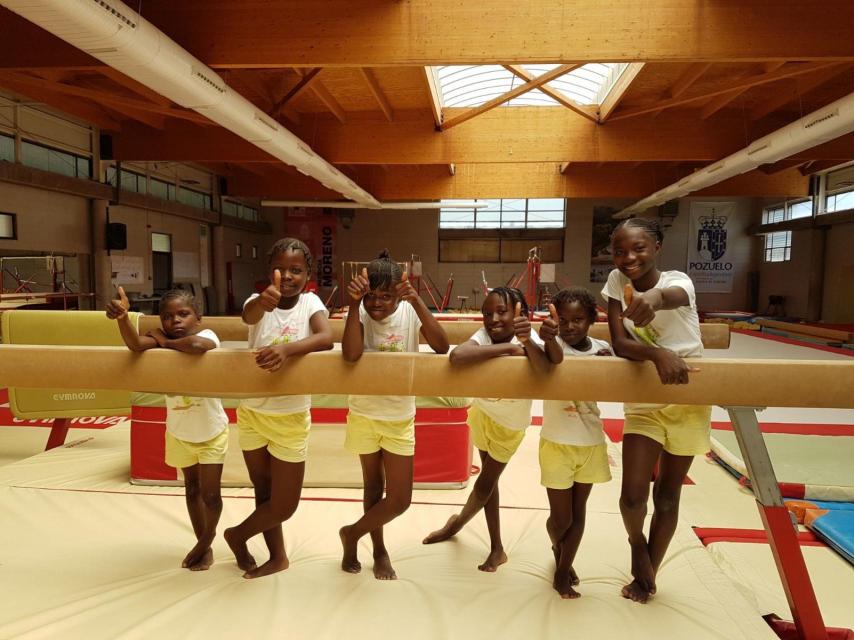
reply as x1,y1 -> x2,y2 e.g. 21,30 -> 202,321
788,501 -> 854,567
130,394 -> 472,489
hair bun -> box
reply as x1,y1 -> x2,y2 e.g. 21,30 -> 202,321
377,248 -> 392,260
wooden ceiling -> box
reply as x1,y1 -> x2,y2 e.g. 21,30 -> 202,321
1,0 -> 853,202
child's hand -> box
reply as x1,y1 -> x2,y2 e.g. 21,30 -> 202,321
145,328 -> 168,348
595,349 -> 612,356
652,349 -> 699,385
507,343 -> 527,356
395,271 -> 419,304
255,344 -> 287,372
538,303 -> 559,342
106,286 -> 129,320
347,268 -> 370,304
622,287 -> 662,328
513,302 -> 531,343
258,269 -> 283,312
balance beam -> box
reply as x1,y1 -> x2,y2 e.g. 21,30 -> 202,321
137,317 -> 731,349
0,346 -> 848,408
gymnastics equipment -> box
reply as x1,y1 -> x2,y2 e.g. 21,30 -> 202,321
130,394 -> 472,489
136,316 -> 732,349
0,310 -> 140,449
1,347 -> 852,638
0,256 -> 91,310
0,0 -> 380,207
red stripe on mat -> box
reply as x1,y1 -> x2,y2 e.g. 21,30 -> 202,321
0,388 -> 8,404
711,421 -> 854,436
732,328 -> 854,357
693,527 -> 826,548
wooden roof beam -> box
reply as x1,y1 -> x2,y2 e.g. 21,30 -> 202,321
308,79 -> 346,123
360,68 -> 394,122
423,67 -> 443,128
559,162 -> 571,174
4,3 -> 854,67
598,63 -> 645,122
611,61 -> 837,121
750,63 -> 851,120
503,65 -> 596,122
701,62 -> 785,119
272,67 -> 322,115
441,64 -> 579,131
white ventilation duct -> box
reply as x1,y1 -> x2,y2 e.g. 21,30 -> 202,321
616,90 -> 854,218
0,0 -> 381,208
261,200 -> 488,210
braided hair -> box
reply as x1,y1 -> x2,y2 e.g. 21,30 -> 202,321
268,237 -> 313,273
159,288 -> 200,315
485,286 -> 528,316
612,217 -> 664,244
366,249 -> 403,290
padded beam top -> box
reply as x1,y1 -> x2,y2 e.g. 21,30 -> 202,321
138,317 -> 731,349
0,346 -> 850,408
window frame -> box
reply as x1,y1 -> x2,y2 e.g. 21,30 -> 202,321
0,212 -> 17,240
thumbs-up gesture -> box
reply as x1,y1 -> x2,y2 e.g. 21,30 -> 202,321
106,286 -> 130,320
539,303 -> 559,342
512,301 -> 531,344
395,271 -> 418,304
347,267 -> 371,304
621,282 -> 661,328
258,269 -> 283,312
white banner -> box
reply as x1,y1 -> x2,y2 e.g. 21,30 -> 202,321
687,202 -> 737,293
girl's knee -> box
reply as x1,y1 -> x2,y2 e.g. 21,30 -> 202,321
184,480 -> 201,501
363,482 -> 384,504
387,492 -> 412,517
202,491 -> 222,512
652,488 -> 681,513
620,492 -> 647,512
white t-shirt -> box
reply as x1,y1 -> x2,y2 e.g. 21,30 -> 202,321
348,302 -> 423,422
240,292 -> 328,415
601,269 -> 703,413
469,326 -> 544,431
165,329 -> 229,443
541,336 -> 611,446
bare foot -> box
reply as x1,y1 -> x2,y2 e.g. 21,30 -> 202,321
182,540 -> 212,569
621,579 -> 653,603
568,566 -> 579,586
243,556 -> 289,579
621,539 -> 656,603
189,548 -> 214,572
554,568 -> 581,599
423,514 -> 462,544
224,527 -> 257,572
372,551 -> 397,580
339,526 -> 362,574
477,548 -> 507,572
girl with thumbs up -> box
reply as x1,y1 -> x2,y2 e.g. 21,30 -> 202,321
339,249 -> 449,580
422,287 -> 557,572
224,237 -> 333,580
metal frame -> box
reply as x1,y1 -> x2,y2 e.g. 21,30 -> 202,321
725,406 -> 829,640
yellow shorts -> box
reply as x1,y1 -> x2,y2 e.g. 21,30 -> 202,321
539,439 -> 611,490
623,404 -> 712,456
469,406 -> 526,464
344,413 -> 415,457
237,406 -> 310,463
165,428 -> 228,469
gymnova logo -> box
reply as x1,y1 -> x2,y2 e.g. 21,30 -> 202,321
52,392 -> 96,401
688,262 -> 733,271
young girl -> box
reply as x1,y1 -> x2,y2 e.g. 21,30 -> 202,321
339,250 -> 449,580
537,287 -> 613,599
601,217 -> 709,604
106,287 -> 228,572
224,238 -> 334,579
423,287 -> 556,571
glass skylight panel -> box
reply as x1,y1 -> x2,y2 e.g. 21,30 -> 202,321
436,63 -> 621,109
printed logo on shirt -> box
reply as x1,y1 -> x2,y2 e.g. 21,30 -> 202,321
173,396 -> 200,411
271,325 -> 299,345
377,332 -> 405,352
632,325 -> 660,347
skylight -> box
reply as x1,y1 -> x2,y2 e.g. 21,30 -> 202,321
435,63 -> 626,108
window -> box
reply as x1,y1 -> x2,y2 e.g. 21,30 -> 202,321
825,166 -> 854,213
0,212 -> 16,239
222,199 -> 259,222
440,199 -> 565,229
826,190 -> 854,213
149,178 -> 174,201
178,186 -> 212,210
252,245 -> 258,259
21,140 -> 91,178
106,166 -> 146,192
151,232 -> 171,253
0,133 -> 14,162
762,199 -> 812,224
764,231 -> 791,263
235,243 -> 242,258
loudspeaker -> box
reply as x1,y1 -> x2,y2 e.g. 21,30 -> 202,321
106,222 -> 127,250
218,176 -> 228,196
100,133 -> 113,160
